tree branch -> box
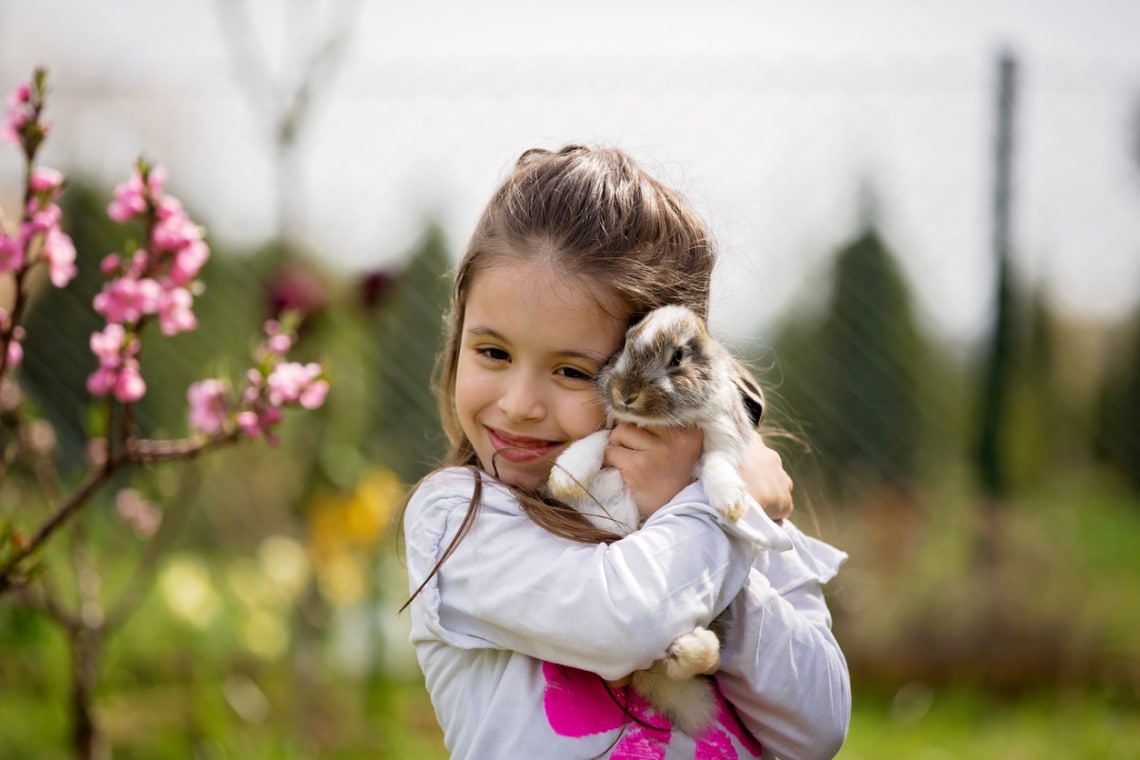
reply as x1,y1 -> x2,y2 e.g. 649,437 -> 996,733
0,430 -> 242,594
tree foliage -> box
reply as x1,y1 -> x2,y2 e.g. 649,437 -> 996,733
771,222 -> 926,498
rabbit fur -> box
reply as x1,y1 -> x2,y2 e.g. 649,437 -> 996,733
547,304 -> 789,735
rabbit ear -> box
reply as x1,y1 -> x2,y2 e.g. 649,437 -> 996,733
733,362 -> 765,429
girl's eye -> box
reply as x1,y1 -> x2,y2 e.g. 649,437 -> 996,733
476,346 -> 510,362
557,366 -> 594,382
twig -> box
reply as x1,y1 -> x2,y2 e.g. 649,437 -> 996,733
0,464 -> 114,593
0,430 -> 241,594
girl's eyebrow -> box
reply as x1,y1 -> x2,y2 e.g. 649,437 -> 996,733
465,325 -> 504,340
561,348 -> 610,365
465,326 -> 608,365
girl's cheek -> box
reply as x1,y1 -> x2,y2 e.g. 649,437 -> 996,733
575,397 -> 608,434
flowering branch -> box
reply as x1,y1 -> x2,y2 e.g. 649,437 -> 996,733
0,68 -> 76,381
0,68 -> 330,595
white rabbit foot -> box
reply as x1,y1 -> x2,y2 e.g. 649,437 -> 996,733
701,457 -> 750,524
547,465 -> 589,501
721,496 -> 749,523
664,626 -> 720,680
548,430 -> 610,502
708,482 -> 750,523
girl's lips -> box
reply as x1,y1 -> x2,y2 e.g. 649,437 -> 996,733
486,427 -> 560,463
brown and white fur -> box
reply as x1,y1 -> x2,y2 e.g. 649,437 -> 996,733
548,304 -> 790,735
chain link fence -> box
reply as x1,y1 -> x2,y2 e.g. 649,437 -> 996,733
2,6 -> 1140,753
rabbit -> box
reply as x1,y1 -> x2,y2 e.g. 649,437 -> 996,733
547,303 -> 791,736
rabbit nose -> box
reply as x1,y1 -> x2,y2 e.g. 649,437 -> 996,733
613,388 -> 640,409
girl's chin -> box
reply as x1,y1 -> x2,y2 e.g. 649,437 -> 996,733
481,459 -> 551,492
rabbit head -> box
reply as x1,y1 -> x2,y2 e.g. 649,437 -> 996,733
598,304 -> 763,429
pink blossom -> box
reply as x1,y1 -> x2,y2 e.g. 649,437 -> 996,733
147,165 -> 168,197
157,286 -> 196,335
86,366 -> 117,396
114,360 -> 146,402
127,249 -> 149,277
2,82 -> 32,144
152,205 -> 199,253
0,120 -> 20,145
266,361 -> 323,406
260,406 -> 282,427
187,378 -> 229,435
100,253 -> 121,275
5,331 -> 23,369
1,313 -> 23,369
0,233 -> 23,273
90,323 -> 126,368
242,371 -> 262,404
237,407 -> 284,441
43,226 -> 77,287
26,203 -> 61,233
107,170 -> 147,223
267,333 -> 292,355
298,379 -> 329,410
254,407 -> 284,447
115,488 -> 162,539
29,166 -> 63,194
87,325 -> 145,400
93,277 -> 163,324
236,410 -> 260,438
168,239 -> 209,285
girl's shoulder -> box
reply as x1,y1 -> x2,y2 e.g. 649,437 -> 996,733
407,466 -> 517,518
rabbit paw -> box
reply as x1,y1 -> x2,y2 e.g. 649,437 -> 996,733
721,496 -> 749,523
664,626 -> 720,680
548,465 -> 589,501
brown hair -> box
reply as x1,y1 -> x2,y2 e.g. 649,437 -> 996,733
402,145 -> 718,609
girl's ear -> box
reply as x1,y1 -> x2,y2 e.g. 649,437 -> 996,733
733,362 -> 765,429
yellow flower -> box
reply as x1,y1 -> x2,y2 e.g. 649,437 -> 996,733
305,467 -> 405,606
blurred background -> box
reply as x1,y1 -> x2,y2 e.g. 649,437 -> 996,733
1,1 -> 1138,758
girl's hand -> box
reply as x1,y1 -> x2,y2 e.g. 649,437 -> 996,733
604,423 -> 703,520
741,431 -> 794,523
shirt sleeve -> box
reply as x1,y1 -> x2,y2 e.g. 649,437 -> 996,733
405,468 -> 761,682
714,520 -> 851,760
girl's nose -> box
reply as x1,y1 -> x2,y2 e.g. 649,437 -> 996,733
498,373 -> 545,422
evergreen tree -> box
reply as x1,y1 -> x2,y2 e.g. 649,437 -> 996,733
819,225 -> 923,489
1093,310 -> 1140,491
771,220 -> 925,498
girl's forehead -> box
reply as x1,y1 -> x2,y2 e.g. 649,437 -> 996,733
469,256 -> 626,320
464,257 -> 628,351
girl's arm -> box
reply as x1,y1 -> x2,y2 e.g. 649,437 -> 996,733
405,469 -> 764,681
715,523 -> 850,760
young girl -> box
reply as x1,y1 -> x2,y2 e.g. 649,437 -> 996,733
402,145 -> 849,759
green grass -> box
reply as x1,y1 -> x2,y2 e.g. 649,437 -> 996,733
842,687 -> 1140,759
3,471 -> 1139,758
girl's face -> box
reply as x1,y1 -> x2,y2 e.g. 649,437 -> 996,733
455,256 -> 627,490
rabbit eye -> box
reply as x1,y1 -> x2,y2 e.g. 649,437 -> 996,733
669,347 -> 686,368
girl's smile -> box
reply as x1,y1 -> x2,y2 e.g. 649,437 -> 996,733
454,256 -> 627,490
486,427 -> 560,463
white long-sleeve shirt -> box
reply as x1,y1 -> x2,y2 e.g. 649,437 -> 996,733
405,466 -> 850,759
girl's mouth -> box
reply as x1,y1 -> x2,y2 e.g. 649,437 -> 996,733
486,427 -> 560,464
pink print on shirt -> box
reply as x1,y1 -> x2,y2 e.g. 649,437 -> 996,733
541,661 -> 763,759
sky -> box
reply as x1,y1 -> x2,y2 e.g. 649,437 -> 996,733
1,0 -> 1139,346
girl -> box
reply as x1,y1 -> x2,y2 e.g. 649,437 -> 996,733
402,145 -> 849,759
